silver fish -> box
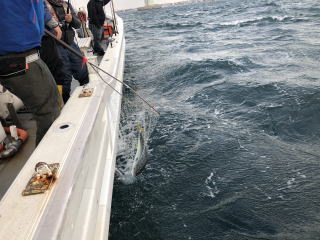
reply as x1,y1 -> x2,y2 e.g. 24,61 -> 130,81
131,126 -> 147,176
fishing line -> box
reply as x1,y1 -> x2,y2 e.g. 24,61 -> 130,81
45,29 -> 160,115
90,63 -> 122,95
88,62 -> 160,115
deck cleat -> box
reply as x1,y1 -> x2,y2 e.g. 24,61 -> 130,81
22,162 -> 60,196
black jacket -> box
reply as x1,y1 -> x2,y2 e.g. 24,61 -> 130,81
87,0 -> 111,28
50,1 -> 81,45
40,36 -> 66,85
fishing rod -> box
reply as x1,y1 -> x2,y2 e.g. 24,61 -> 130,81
67,0 -> 70,13
63,0 -> 70,43
44,29 -> 160,115
110,0 -> 118,35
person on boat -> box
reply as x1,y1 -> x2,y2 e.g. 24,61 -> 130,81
87,0 -> 111,56
40,2 -> 66,104
46,0 -> 89,103
0,0 -> 61,145
44,3 -> 63,40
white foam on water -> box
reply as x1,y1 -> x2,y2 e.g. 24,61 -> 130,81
116,95 -> 159,184
220,15 -> 291,27
203,171 -> 220,198
117,173 -> 137,185
287,177 -> 295,187
297,172 -> 307,179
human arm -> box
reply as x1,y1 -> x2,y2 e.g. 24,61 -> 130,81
46,19 -> 62,39
44,2 -> 52,24
53,26 -> 62,39
44,2 -> 62,39
65,4 -> 81,29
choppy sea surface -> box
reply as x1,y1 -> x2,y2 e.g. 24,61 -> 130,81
110,1 -> 320,239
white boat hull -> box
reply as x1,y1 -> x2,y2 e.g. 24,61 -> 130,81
0,16 -> 125,240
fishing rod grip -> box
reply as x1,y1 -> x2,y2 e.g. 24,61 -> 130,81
67,0 -> 70,14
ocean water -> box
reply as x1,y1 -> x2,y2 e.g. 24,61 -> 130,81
110,0 -> 320,239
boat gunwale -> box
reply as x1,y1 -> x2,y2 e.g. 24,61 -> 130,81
0,15 -> 125,240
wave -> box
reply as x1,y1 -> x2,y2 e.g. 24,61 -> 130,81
262,2 -> 280,7
186,80 -> 320,142
113,1 -> 320,239
158,58 -> 249,94
219,16 -> 299,28
147,21 -> 203,30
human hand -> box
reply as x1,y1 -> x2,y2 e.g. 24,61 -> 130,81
65,14 -> 72,23
53,26 -> 62,39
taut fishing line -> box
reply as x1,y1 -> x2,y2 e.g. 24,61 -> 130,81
45,29 -> 160,115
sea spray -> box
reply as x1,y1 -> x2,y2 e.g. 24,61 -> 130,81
111,1 -> 320,239
115,93 -> 159,183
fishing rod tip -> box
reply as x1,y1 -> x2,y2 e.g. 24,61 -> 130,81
153,106 -> 160,115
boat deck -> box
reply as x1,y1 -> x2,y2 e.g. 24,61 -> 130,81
0,38 -> 110,200
0,14 -> 124,239
0,114 -> 36,199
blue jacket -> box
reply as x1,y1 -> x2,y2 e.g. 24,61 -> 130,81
0,0 -> 46,55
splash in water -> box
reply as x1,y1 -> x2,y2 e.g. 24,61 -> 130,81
115,92 -> 159,183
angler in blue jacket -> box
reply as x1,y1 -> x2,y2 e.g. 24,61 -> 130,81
0,0 -> 61,145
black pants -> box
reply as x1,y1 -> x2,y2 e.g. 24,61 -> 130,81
40,36 -> 66,86
57,42 -> 89,103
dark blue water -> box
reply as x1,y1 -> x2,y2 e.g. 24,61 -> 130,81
110,1 -> 320,239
